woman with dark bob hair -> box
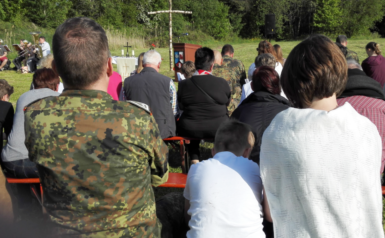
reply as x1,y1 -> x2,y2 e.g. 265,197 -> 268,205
362,42 -> 385,87
2,68 -> 60,178
177,47 -> 230,164
260,35 -> 384,237
232,66 -> 290,165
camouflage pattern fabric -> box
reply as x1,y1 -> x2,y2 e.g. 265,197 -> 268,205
346,48 -> 359,63
222,55 -> 247,86
212,64 -> 241,115
24,90 -> 169,238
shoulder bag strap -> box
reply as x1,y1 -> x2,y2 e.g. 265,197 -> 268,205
190,77 -> 220,105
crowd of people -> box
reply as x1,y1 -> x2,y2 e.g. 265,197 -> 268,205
1,17 -> 385,238
0,36 -> 51,73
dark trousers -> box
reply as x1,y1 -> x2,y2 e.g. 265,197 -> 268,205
2,159 -> 39,178
12,55 -> 25,70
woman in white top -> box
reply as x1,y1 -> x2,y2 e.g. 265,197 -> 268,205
261,34 -> 384,238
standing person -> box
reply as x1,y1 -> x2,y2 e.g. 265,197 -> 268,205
0,39 -> 9,71
212,50 -> 241,115
38,36 -> 51,57
336,35 -> 359,63
124,50 -> 177,138
184,120 -> 267,238
107,71 -> 122,100
221,44 -> 247,87
0,79 -> 14,154
2,68 -> 60,178
24,17 -> 169,237
261,34 -> 384,237
362,42 -> 385,87
273,44 -> 285,66
248,41 -> 283,82
177,47 -> 230,164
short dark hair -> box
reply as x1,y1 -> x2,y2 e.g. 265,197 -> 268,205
336,35 -> 347,44
214,119 -> 255,155
252,66 -> 281,95
39,36 -> 46,40
33,68 -> 60,91
195,47 -> 215,71
52,17 -> 109,89
221,44 -> 234,56
281,34 -> 347,108
181,61 -> 195,79
0,79 -> 14,99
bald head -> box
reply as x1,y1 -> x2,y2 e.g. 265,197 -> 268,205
214,50 -> 222,66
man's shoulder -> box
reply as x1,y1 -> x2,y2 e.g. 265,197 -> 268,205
223,57 -> 244,67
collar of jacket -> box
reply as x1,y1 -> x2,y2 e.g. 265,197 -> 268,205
141,67 -> 158,73
60,89 -> 112,100
242,90 -> 291,106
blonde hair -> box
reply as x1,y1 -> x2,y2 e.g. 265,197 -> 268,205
136,52 -> 145,74
38,54 -> 54,69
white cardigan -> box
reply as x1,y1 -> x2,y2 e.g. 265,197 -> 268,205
260,103 -> 384,238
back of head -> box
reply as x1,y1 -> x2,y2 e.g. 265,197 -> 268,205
255,53 -> 276,68
252,66 -> 281,95
143,50 -> 162,66
336,35 -> 347,45
181,61 -> 196,78
39,54 -> 54,69
0,79 -> 14,100
214,119 -> 255,156
346,59 -> 362,70
281,34 -> 347,108
195,47 -> 214,71
33,68 -> 60,91
137,52 -> 146,73
52,17 -> 109,89
213,50 -> 222,65
274,44 -> 284,63
221,44 -> 234,56
258,40 -> 276,58
366,42 -> 381,55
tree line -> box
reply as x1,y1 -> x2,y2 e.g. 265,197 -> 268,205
1,0 -> 384,41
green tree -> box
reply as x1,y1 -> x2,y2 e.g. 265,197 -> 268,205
23,0 -> 71,28
313,0 -> 342,33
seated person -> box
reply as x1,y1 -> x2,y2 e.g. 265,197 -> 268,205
0,79 -> 14,155
2,68 -> 60,178
337,59 -> 385,173
184,120 -> 267,238
12,39 -> 27,71
124,50 -> 177,138
261,34 -> 384,237
0,39 -> 9,71
130,52 -> 145,76
180,61 -> 195,80
241,53 -> 277,103
177,47 -> 230,164
24,17 -> 169,236
232,66 -> 290,164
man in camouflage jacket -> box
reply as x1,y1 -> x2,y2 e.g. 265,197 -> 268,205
24,17 -> 169,237
336,35 -> 359,63
212,50 -> 241,115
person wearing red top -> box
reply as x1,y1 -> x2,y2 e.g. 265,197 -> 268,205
338,59 -> 385,173
362,42 -> 385,87
107,71 -> 122,100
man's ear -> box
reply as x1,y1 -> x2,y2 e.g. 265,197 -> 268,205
107,57 -> 113,77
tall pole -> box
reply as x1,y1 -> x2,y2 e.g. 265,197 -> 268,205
169,0 -> 173,71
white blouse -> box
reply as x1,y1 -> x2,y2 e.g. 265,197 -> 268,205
261,103 -> 384,238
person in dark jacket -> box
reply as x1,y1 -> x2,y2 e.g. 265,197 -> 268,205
124,50 -> 177,139
0,79 -> 14,154
362,42 -> 385,87
177,47 -> 231,164
232,66 -> 290,165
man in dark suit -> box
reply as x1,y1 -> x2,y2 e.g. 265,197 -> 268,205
123,50 -> 177,139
